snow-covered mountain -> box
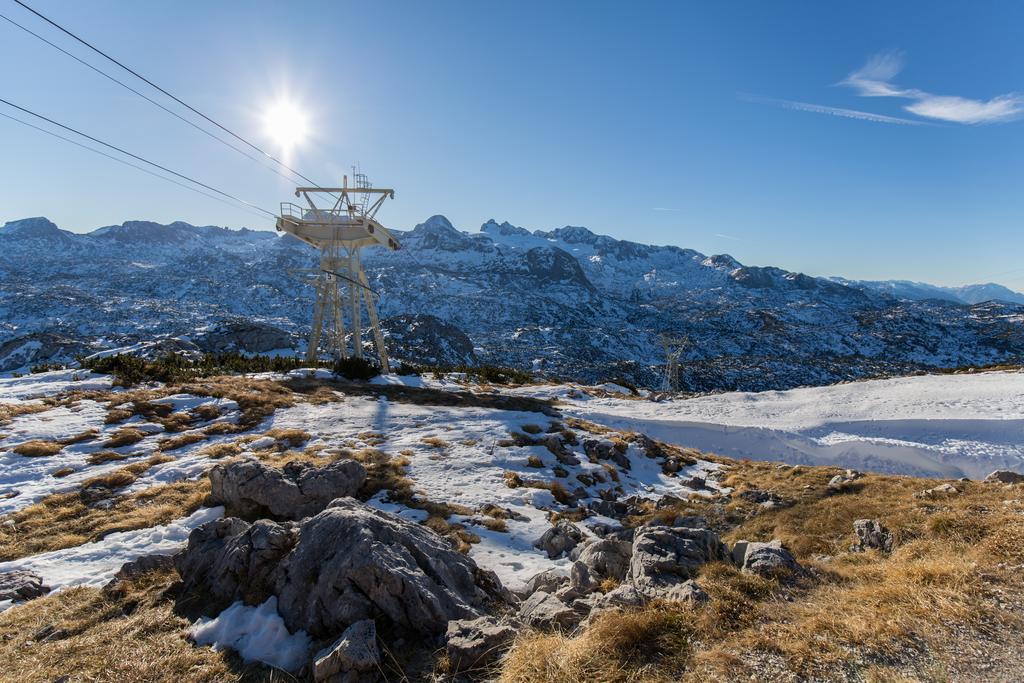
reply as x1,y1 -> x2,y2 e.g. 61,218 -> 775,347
1,215 -> 1022,390
833,277 -> 1024,306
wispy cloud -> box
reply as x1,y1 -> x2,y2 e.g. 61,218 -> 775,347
741,94 -> 923,125
841,51 -> 1024,124
714,233 -> 742,241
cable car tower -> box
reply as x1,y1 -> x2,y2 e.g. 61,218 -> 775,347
276,173 -> 400,371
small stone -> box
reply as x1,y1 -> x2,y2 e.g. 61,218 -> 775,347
445,616 -> 516,673
851,519 -> 895,553
519,590 -> 580,630
313,619 -> 380,682
534,520 -> 583,559
0,570 -> 49,602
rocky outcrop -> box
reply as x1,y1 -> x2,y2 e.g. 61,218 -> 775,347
0,570 -> 49,602
518,590 -> 580,630
194,320 -> 294,354
313,619 -> 380,683
851,519 -> 895,553
176,498 -> 507,642
275,498 -> 501,638
208,458 -> 367,521
732,540 -> 803,578
445,616 -> 517,673
175,517 -> 298,611
380,314 -> 477,367
985,470 -> 1024,484
628,526 -> 728,595
534,520 -> 583,559
577,539 -> 632,581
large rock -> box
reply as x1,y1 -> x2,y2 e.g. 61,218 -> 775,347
208,458 -> 367,521
985,470 -> 1024,484
194,320 -> 294,354
851,519 -> 895,553
274,498 -> 502,638
534,520 -> 583,559
628,526 -> 728,593
0,570 -> 49,602
177,499 -> 507,640
313,619 -> 380,683
577,539 -> 632,581
519,568 -> 569,598
445,616 -> 517,673
518,590 -> 580,630
174,518 -> 298,611
734,540 -> 803,578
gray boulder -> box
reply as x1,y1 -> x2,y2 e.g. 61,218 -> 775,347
313,619 -> 380,683
445,616 -> 517,673
569,561 -> 600,596
577,539 -> 632,581
174,517 -> 298,611
208,458 -> 367,521
274,498 -> 501,638
734,540 -> 803,578
534,520 -> 583,559
104,553 -> 175,593
628,526 -> 728,593
985,470 -> 1024,484
661,579 -> 709,604
518,590 -> 580,630
177,499 -> 507,640
0,570 -> 49,602
851,519 -> 895,553
519,568 -> 568,597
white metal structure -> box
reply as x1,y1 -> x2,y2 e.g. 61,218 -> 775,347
276,174 -> 400,370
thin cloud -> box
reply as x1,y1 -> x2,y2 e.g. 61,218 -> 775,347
841,51 -> 1024,124
714,233 -> 742,241
741,94 -> 923,125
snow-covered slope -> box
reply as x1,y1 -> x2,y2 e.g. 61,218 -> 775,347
565,370 -> 1024,479
2,215 -> 1023,390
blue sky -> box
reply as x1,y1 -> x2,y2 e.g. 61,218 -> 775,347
2,1 -> 1023,288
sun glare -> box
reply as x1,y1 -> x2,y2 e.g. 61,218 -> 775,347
263,99 -> 308,150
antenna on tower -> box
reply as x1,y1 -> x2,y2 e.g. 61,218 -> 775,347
276,173 -> 400,372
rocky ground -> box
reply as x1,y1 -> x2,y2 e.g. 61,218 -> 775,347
0,369 -> 1022,682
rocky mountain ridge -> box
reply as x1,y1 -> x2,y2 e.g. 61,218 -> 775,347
1,215 -> 1022,390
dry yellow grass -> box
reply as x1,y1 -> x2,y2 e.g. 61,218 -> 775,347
421,436 -> 449,449
0,568 -> 264,683
499,462 -> 1024,682
11,440 -> 63,457
197,441 -> 244,459
103,427 -> 147,448
0,475 -> 206,561
87,450 -> 129,466
0,401 -> 51,426
265,427 -> 311,447
61,428 -> 99,445
157,432 -> 207,451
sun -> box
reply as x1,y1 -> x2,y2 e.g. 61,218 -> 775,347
262,99 -> 308,150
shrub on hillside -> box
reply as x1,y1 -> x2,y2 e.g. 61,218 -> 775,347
332,356 -> 381,381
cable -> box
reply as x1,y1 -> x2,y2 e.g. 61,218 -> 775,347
0,10 -> 305,188
0,110 -> 274,222
12,0 -> 335,195
0,96 -> 276,217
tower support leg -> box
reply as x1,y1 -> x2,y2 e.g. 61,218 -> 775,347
358,268 -> 390,373
307,277 -> 328,363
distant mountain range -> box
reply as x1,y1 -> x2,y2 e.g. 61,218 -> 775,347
1,215 -> 1022,390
